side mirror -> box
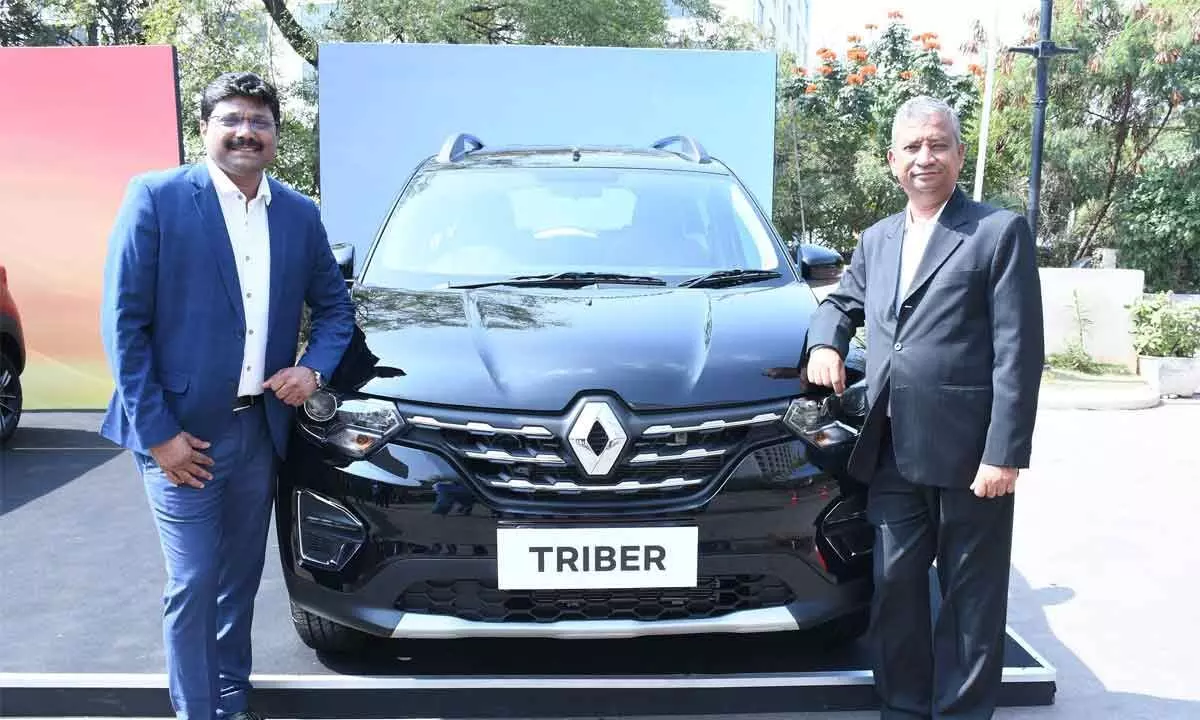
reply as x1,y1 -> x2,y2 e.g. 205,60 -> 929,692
795,243 -> 844,287
331,243 -> 355,284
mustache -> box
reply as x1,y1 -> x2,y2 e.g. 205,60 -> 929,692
226,138 -> 263,152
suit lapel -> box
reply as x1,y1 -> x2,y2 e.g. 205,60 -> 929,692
879,214 -> 905,320
266,181 -> 287,336
190,165 -> 246,329
899,188 -> 968,306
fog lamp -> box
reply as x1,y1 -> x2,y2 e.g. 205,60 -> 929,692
296,489 -> 366,571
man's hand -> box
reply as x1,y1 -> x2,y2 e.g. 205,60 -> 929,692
264,366 -> 318,407
149,432 -> 213,489
971,464 -> 1018,498
806,347 -> 846,395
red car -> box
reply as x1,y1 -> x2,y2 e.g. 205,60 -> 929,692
0,264 -> 24,443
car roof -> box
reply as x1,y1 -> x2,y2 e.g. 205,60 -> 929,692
419,134 -> 734,175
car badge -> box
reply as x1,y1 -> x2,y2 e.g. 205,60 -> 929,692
567,401 -> 628,476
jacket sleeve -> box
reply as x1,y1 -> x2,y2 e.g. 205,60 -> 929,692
982,214 -> 1045,468
806,237 -> 868,360
295,202 -> 355,379
100,177 -> 182,449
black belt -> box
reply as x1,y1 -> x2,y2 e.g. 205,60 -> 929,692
233,394 -> 263,412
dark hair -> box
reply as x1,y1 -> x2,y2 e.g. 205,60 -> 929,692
200,71 -> 281,126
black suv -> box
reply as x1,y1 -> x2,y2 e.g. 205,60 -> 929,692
278,134 -> 873,653
0,263 -> 25,444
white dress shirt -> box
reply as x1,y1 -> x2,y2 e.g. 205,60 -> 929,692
897,199 -> 949,304
206,157 -> 272,397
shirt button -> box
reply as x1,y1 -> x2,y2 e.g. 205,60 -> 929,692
246,292 -> 252,298
249,329 -> 254,335
894,342 -> 903,351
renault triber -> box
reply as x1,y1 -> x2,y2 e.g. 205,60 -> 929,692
277,134 -> 874,653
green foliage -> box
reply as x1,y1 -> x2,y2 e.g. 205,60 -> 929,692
986,0 -> 1199,265
772,17 -> 982,254
328,0 -> 669,46
1117,154 -> 1200,293
1046,290 -> 1106,373
1128,292 -> 1200,358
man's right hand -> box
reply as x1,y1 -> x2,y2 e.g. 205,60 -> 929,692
806,347 -> 846,395
149,432 -> 214,489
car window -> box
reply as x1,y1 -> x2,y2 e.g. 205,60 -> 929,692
361,165 -> 786,288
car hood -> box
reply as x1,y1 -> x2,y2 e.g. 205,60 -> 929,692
339,282 -> 819,412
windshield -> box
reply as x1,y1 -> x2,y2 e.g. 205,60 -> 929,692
360,165 -> 790,288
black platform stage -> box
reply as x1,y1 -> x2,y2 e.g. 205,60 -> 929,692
0,413 -> 1055,717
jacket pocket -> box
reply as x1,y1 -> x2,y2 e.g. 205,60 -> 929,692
160,371 -> 190,393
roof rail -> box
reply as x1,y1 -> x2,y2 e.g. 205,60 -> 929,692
437,133 -> 485,162
651,135 -> 711,163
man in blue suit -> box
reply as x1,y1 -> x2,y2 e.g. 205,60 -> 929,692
100,71 -> 355,720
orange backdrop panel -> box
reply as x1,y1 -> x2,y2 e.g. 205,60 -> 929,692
0,45 -> 182,409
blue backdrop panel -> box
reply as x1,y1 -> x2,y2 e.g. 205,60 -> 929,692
318,42 -> 778,271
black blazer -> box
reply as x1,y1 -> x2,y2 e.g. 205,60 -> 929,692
808,188 -> 1045,487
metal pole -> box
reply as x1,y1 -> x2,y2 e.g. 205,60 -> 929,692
973,2 -> 1000,202
1010,0 -> 1075,240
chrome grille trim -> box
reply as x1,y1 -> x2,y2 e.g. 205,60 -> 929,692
486,476 -> 705,493
642,412 -> 782,436
408,416 -> 553,438
628,447 -> 727,464
463,449 -> 567,466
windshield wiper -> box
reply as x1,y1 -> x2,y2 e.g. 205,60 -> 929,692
679,268 -> 782,288
449,272 -> 667,290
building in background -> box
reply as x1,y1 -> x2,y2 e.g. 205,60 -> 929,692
668,0 -> 811,59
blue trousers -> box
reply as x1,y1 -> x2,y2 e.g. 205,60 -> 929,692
138,403 -> 277,720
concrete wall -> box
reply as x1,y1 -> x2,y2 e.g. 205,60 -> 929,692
1040,268 -> 1145,371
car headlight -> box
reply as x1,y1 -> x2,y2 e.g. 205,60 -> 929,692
783,380 -> 868,447
299,391 -> 406,458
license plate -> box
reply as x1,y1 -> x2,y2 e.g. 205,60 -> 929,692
496,526 -> 698,590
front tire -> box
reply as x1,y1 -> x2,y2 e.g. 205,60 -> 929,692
0,354 -> 22,444
290,602 -> 372,654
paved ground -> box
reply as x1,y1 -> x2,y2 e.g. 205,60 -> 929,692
7,401 -> 1200,719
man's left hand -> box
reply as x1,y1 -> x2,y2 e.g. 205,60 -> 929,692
971,464 -> 1018,498
264,366 -> 318,407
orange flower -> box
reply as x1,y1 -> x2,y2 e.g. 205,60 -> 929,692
900,70 -> 914,80
816,47 -> 833,57
846,74 -> 864,85
912,34 -> 922,41
865,23 -> 878,30
847,34 -> 862,43
806,84 -> 818,94
861,64 -> 878,76
941,57 -> 954,65
819,65 -> 834,75
923,40 -> 941,50
888,10 -> 903,19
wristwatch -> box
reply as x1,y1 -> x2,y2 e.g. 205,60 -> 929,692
307,367 -> 324,388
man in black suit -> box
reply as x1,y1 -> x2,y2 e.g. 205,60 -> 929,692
806,96 -> 1045,719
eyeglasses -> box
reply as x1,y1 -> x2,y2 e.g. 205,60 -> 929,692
212,114 -> 276,131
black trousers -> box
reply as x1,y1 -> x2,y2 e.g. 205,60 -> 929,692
867,422 -> 1015,720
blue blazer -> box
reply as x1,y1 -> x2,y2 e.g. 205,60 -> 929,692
100,163 -> 355,458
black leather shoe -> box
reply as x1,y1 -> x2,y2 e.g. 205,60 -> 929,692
225,712 -> 264,720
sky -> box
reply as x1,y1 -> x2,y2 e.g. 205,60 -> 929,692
805,0 -> 1044,67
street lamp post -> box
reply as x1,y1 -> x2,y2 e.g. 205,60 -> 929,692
1009,0 -> 1076,240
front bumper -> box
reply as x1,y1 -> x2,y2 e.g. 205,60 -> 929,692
278,406 -> 872,641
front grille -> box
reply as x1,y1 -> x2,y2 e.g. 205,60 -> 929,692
396,575 -> 795,623
401,398 -> 789,502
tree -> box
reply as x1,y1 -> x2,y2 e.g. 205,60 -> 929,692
1116,152 -> 1200,292
1,0 -> 56,45
985,0 -> 1199,264
773,14 -> 982,253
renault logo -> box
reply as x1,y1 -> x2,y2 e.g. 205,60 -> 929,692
567,401 -> 628,476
